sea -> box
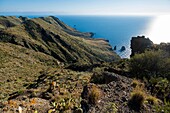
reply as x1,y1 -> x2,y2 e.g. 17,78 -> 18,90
55,15 -> 154,58
15,15 -> 163,58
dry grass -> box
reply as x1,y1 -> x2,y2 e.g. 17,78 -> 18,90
146,95 -> 160,105
129,90 -> 145,109
129,79 -> 161,110
88,85 -> 101,105
131,79 -> 144,88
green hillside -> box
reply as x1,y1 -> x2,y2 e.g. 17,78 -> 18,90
0,16 -> 119,63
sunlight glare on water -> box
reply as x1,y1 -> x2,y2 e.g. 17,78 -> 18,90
147,15 -> 170,44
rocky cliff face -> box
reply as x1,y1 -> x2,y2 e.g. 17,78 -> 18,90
130,36 -> 153,57
0,16 -> 119,63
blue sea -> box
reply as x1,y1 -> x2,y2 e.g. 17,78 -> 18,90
56,15 -> 154,58
27,15 -> 155,58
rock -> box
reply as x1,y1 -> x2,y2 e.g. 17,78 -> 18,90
18,106 -> 22,113
114,46 -> 117,50
123,91 -> 127,95
81,100 -> 89,113
130,36 -> 153,57
122,97 -> 128,102
91,72 -> 120,84
120,46 -> 126,51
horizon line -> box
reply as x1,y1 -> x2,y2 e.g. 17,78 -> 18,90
0,12 -> 170,16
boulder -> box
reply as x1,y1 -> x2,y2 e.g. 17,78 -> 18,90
90,72 -> 120,84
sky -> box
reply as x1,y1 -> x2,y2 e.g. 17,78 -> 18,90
0,0 -> 170,15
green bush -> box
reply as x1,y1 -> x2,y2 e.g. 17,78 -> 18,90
149,77 -> 170,100
155,99 -> 170,113
129,50 -> 170,79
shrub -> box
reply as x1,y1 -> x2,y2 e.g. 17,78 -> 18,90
131,79 -> 139,88
128,90 -> 145,110
155,99 -> 170,113
149,77 -> 170,101
129,50 -> 170,79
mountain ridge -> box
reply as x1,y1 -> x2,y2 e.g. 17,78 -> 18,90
0,16 -> 119,63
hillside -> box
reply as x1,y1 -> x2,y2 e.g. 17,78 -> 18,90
1,16 -> 169,113
0,42 -> 59,100
0,16 -> 119,63
0,16 -> 120,112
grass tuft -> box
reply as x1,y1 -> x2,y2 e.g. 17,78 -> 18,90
88,85 -> 101,105
128,90 -> 145,110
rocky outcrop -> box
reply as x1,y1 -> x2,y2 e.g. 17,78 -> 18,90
130,36 -> 153,57
81,71 -> 156,113
120,46 -> 126,51
90,72 -> 120,84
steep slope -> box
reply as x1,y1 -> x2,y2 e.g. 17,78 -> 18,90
0,16 -> 119,63
0,42 -> 59,100
0,16 -> 120,112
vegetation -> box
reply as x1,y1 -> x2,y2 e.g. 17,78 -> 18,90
146,95 -> 160,105
148,77 -> 170,101
1,16 -> 170,112
129,90 -> 145,110
88,85 -> 101,105
129,49 -> 170,112
0,42 -> 59,100
155,99 -> 170,113
0,16 -> 119,64
131,79 -> 144,88
129,50 -> 170,79
105,102 -> 118,113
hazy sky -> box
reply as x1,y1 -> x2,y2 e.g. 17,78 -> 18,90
0,0 -> 170,15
